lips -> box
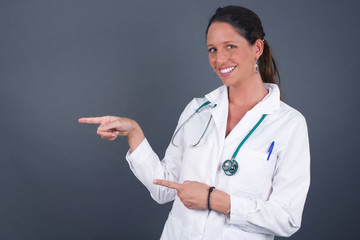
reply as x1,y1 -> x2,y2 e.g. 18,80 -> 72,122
219,66 -> 236,77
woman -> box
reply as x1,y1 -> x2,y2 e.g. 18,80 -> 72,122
79,6 -> 310,240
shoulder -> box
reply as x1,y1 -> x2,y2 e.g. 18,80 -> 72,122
263,83 -> 307,127
279,101 -> 306,119
276,101 -> 308,129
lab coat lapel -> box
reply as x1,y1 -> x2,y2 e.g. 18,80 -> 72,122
205,83 -> 281,145
225,83 -> 281,144
205,86 -> 228,142
224,111 -> 265,145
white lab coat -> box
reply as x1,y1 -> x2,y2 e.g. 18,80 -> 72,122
126,83 -> 310,240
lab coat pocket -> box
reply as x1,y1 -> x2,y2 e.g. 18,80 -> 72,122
229,149 -> 270,195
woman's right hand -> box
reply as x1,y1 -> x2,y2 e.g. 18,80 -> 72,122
78,116 -> 145,151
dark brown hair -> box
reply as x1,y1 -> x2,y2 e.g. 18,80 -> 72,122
206,6 -> 280,86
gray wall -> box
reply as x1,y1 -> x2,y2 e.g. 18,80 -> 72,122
1,0 -> 359,239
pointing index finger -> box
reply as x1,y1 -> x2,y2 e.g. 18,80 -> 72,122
153,179 -> 182,190
78,117 -> 105,124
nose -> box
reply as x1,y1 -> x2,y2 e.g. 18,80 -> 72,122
215,49 -> 229,66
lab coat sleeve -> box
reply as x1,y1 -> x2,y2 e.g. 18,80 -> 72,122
125,99 -> 197,204
228,116 -> 310,237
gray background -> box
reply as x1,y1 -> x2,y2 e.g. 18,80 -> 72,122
1,0 -> 359,239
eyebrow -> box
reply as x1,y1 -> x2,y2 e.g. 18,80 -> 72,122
206,41 -> 240,47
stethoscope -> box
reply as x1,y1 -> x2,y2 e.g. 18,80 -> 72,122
171,101 -> 267,176
222,114 -> 267,175
171,101 -> 216,148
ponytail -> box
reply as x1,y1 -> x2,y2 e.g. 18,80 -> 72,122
259,40 -> 280,86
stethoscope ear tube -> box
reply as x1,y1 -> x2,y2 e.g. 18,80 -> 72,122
171,111 -> 197,148
190,115 -> 213,148
171,101 -> 215,148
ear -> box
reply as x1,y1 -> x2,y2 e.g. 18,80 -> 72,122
253,39 -> 264,59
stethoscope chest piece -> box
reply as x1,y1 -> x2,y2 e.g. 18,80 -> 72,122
222,159 -> 238,176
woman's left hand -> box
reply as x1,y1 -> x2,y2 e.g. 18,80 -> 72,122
153,179 -> 209,210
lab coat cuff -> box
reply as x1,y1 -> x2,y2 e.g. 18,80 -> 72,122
125,138 -> 153,170
228,195 -> 255,227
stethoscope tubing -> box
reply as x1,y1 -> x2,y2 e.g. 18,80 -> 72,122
171,101 -> 215,148
190,115 -> 213,147
231,114 -> 267,160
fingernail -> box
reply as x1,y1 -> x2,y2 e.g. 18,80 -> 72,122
153,180 -> 158,184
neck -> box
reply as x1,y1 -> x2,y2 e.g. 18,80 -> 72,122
227,76 -> 268,108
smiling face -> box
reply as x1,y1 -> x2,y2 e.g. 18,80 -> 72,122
206,22 -> 261,88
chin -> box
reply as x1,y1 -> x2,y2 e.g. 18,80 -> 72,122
219,77 -> 237,87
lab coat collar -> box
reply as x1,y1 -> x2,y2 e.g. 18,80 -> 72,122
204,83 -> 280,115
252,83 -> 281,114
204,83 -> 281,142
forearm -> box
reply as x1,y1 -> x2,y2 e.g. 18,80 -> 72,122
126,120 -> 145,152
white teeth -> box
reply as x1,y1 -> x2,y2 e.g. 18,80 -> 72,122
220,66 -> 236,73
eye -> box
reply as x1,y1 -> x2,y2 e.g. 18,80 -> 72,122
227,45 -> 236,49
208,48 -> 216,53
